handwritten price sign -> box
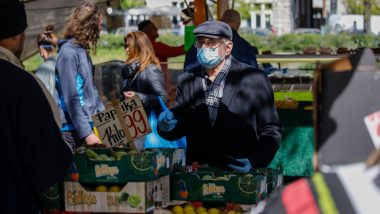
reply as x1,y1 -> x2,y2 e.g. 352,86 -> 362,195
92,96 -> 151,148
120,96 -> 151,140
92,108 -> 126,147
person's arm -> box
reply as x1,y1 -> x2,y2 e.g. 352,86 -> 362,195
56,49 -> 93,139
252,72 -> 282,166
157,75 -> 187,140
16,76 -> 72,193
153,42 -> 185,59
93,79 -> 105,112
89,57 -> 105,112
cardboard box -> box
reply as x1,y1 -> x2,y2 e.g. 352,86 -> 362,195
64,175 -> 169,213
254,168 -> 283,195
170,168 -> 266,204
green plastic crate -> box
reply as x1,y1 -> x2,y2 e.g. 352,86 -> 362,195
170,167 -> 266,204
70,148 -> 171,184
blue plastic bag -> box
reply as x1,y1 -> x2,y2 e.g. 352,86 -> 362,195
144,111 -> 186,149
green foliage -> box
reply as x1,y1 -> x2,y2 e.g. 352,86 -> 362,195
234,0 -> 254,21
344,0 -> 380,15
24,54 -> 43,73
157,33 -> 184,46
23,33 -> 380,72
241,33 -> 380,53
119,0 -> 145,10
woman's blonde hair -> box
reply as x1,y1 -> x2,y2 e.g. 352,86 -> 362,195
124,31 -> 160,72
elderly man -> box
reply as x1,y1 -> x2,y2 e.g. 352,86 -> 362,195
184,10 -> 258,72
157,20 -> 281,172
0,0 -> 72,213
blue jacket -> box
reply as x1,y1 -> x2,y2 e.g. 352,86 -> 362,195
184,29 -> 258,72
55,39 -> 105,138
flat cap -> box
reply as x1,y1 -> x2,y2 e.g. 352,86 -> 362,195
193,20 -> 232,40
0,0 -> 27,39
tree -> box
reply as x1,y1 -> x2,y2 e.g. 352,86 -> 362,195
344,0 -> 380,33
344,0 -> 380,15
119,0 -> 145,10
233,0 -> 254,21
364,0 -> 371,33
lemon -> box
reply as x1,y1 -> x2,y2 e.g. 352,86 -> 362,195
184,205 -> 195,213
95,185 -> 108,192
109,185 -> 121,192
172,205 -> 184,214
196,207 -> 207,214
208,208 -> 220,214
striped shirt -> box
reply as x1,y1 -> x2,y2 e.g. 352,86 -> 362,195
202,56 -> 232,126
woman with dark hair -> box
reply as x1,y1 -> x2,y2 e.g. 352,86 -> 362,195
35,24 -> 58,95
55,2 -> 105,150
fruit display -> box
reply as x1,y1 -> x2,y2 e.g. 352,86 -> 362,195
319,47 -> 332,54
275,98 -> 299,109
64,175 -> 169,213
166,202 -> 247,214
303,46 -> 317,54
337,47 -> 349,54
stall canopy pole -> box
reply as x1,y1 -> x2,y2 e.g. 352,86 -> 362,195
194,0 -> 207,24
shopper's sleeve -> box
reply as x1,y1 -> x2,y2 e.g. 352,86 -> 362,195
94,85 -> 105,112
154,42 -> 185,59
17,76 -> 72,193
157,74 -> 187,140
246,45 -> 258,68
56,50 -> 93,138
253,72 -> 282,166
136,66 -> 168,110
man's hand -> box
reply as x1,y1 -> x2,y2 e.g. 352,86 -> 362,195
85,133 -> 101,145
158,110 -> 177,132
228,158 -> 252,173
123,91 -> 136,98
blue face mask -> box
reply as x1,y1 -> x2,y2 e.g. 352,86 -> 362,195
196,47 -> 223,69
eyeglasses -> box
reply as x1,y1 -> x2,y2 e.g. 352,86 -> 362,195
194,39 -> 225,49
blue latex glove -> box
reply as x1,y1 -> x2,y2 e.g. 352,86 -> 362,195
157,110 -> 177,132
228,158 -> 252,173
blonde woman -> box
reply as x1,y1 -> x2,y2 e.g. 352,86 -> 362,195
122,31 -> 168,116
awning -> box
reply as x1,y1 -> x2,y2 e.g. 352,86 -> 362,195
22,0 -> 107,60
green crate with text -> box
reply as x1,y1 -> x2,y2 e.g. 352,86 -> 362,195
170,167 -> 267,204
69,148 -> 166,184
